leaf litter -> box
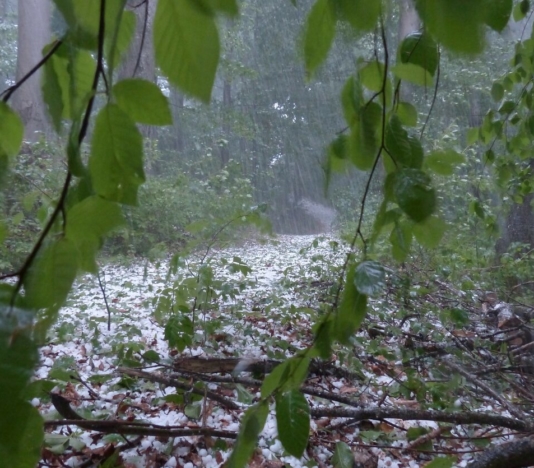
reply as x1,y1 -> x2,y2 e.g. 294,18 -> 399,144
35,235 -> 533,467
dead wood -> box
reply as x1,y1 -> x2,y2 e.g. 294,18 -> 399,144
116,367 -> 240,409
467,436 -> 534,468
171,356 -> 364,381
309,406 -> 534,432
49,393 -> 237,438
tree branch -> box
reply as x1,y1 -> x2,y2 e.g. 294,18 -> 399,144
467,437 -> 534,468
1,40 -> 63,103
310,406 -> 533,432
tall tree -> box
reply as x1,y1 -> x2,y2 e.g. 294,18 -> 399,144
12,0 -> 51,141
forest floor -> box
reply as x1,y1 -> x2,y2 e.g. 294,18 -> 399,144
35,235 -> 534,468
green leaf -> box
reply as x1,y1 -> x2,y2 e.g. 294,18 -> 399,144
142,350 -> 160,363
491,82 -> 504,102
371,201 -> 401,242
359,60 -> 385,92
0,222 -> 6,243
332,441 -> 354,468
226,401 -> 269,468
394,168 -> 436,222
470,200 -> 485,219
0,102 -> 23,157
325,134 -> 349,189
312,315 -> 333,359
0,153 -> 7,188
498,100 -> 515,114
106,9 -> 136,73
89,104 -> 145,205
335,265 -> 368,344
66,196 -> 124,241
55,0 -> 129,51
276,390 -> 310,458
154,0 -> 220,102
337,0 -> 381,31
392,63 -> 433,87
236,384 -> 254,404
261,356 -> 310,398
484,0 -> 512,32
46,44 -> 96,123
415,0 -> 486,54
53,0 -> 97,49
446,308 -> 470,326
413,215 -> 446,248
354,261 -> 385,296
399,32 -> 439,76
407,427 -> 428,441
396,102 -> 418,127
0,400 -> 43,468
348,102 -> 381,170
24,239 -> 79,309
425,149 -> 465,176
513,0 -> 530,21
261,360 -> 290,398
423,457 -> 455,468
385,115 -> 414,167
42,43 -> 68,132
67,49 -> 97,121
467,127 -> 479,145
484,149 -> 495,164
408,135 -> 424,169
197,0 -> 239,16
341,75 -> 363,125
303,0 -> 336,77
390,221 -> 413,262
184,403 -> 201,419
113,79 -> 172,125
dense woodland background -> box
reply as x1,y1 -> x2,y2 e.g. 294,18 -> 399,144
3,0 -> 533,261
3,1 -> 534,467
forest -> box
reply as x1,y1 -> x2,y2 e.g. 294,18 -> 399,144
1,0 -> 534,467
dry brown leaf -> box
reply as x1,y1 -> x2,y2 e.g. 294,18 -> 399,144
339,386 -> 359,394
379,421 -> 395,433
451,329 -> 475,338
389,398 -> 420,408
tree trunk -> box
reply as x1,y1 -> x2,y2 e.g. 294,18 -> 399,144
397,0 -> 420,101
118,0 -> 157,141
219,80 -> 232,168
169,87 -> 184,153
495,160 -> 534,283
497,192 -> 534,255
398,0 -> 420,41
12,0 -> 51,141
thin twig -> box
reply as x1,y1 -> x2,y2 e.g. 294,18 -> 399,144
116,367 -> 241,410
44,419 -> 237,439
309,405 -> 533,432
440,356 -> 525,420
97,270 -> 112,331
1,40 -> 62,102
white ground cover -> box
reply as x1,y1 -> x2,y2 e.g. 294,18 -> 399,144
35,235 -> 507,468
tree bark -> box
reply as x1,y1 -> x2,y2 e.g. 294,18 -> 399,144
467,437 -> 534,468
169,87 -> 185,153
12,0 -> 51,141
118,0 -> 157,141
496,160 -> 534,262
497,192 -> 534,254
398,0 -> 420,41
219,80 -> 232,167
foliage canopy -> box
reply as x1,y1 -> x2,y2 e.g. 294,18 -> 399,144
1,0 -> 533,466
